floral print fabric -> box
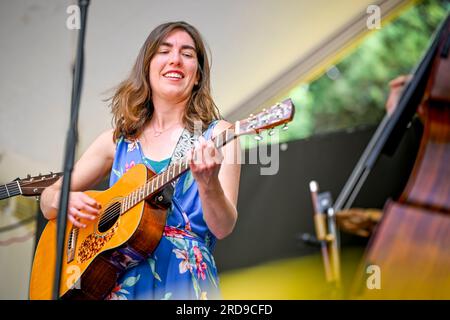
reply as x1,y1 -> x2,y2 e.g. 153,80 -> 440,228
106,121 -> 220,300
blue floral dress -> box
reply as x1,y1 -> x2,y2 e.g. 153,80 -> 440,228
106,121 -> 220,300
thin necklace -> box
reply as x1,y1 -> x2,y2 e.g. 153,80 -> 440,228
151,121 -> 181,137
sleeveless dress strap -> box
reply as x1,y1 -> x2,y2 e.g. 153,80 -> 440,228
202,120 -> 219,140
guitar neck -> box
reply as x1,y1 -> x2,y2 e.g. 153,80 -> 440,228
0,181 -> 22,201
122,129 -> 237,212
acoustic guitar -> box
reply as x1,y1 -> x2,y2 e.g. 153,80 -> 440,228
29,99 -> 295,300
0,172 -> 63,201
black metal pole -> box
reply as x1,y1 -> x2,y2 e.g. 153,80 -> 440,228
53,0 -> 90,300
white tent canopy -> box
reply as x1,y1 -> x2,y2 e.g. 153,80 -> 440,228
0,0 -> 407,182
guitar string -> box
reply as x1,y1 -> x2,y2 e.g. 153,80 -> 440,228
84,131 -> 238,230
0,182 -> 19,192
97,202 -> 121,229
76,201 -> 120,229
94,134 -> 226,227
0,183 -> 19,198
71,161 -> 186,239
9,136 -> 224,226
0,189 -> 12,197
9,174 -> 61,189
97,170 -> 172,227
54,121 -> 280,236
98,173 -> 164,226
4,131 -> 238,202
75,200 -> 123,231
79,128 -> 274,230
69,171 -> 165,228
95,136 -> 233,228
0,176 -> 61,196
96,160 -> 190,228
96,176 -> 159,228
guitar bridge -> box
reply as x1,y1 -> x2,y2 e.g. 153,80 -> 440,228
67,227 -> 79,263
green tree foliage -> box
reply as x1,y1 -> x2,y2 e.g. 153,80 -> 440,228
243,0 -> 448,149
307,0 -> 448,135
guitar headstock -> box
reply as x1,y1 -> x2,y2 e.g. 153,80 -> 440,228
18,172 -> 63,196
235,98 -> 295,137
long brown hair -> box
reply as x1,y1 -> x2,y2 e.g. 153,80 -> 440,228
110,21 -> 221,141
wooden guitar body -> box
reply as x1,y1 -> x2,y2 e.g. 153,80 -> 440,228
29,164 -> 167,300
28,98 -> 295,300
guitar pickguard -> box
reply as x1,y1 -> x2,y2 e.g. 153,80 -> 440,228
77,223 -> 118,263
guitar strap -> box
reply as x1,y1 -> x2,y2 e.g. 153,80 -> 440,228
170,127 -> 201,165
151,127 -> 201,208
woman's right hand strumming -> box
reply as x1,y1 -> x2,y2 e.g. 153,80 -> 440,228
40,187 -> 101,229
39,129 -> 116,228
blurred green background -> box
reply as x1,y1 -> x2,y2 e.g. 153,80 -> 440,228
242,0 -> 449,149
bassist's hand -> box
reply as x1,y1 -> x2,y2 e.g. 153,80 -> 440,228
385,74 -> 412,115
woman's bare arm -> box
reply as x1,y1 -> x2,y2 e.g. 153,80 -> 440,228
40,129 -> 116,227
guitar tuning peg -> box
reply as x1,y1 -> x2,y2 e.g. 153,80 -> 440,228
282,123 -> 289,131
254,134 -> 263,141
262,108 -> 266,112
27,174 -> 31,179
268,129 -> 275,136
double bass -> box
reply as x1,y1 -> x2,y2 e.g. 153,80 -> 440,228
319,14 -> 450,299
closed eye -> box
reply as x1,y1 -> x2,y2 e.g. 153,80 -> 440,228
182,52 -> 194,58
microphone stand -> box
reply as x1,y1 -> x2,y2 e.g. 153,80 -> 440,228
53,0 -> 90,300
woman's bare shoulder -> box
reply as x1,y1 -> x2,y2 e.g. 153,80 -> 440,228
88,128 -> 116,159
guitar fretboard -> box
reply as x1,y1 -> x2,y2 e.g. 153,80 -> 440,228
120,128 -> 236,213
0,181 -> 22,201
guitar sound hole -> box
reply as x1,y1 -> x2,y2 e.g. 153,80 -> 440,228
98,201 -> 121,233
